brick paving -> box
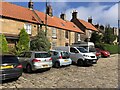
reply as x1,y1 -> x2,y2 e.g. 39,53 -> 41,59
0,54 -> 118,88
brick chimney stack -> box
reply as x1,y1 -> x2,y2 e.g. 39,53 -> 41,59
28,0 -> 33,10
88,16 -> 92,24
60,13 -> 66,20
46,5 -> 53,16
72,10 -> 78,19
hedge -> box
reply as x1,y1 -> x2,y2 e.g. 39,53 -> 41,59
95,43 -> 119,54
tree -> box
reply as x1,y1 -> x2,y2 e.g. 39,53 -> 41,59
0,34 -> 8,53
30,30 -> 51,51
102,26 -> 117,44
16,28 -> 30,55
90,32 -> 102,44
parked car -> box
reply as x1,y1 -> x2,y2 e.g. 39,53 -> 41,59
95,49 -> 101,59
96,48 -> 110,58
53,46 -> 97,66
49,50 -> 72,68
0,54 -> 23,81
18,51 -> 52,73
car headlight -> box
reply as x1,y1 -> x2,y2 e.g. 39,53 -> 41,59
83,54 -> 89,57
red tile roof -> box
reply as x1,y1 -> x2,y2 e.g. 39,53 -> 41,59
0,2 -> 39,24
1,2 -> 84,33
79,19 -> 98,31
35,10 -> 84,33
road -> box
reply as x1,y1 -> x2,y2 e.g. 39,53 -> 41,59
1,54 -> 118,88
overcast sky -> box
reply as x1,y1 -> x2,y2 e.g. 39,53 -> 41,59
5,0 -> 119,27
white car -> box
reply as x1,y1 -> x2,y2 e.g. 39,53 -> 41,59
49,50 -> 72,68
18,51 -> 52,73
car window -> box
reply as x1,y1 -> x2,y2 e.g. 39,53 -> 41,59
1,55 -> 19,64
70,48 -> 79,53
77,47 -> 88,53
35,53 -> 51,58
61,52 -> 70,57
24,52 -> 32,58
53,52 -> 58,56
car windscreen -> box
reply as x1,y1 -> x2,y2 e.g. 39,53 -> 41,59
77,47 -> 88,53
35,53 -> 51,58
61,52 -> 70,57
1,56 -> 19,64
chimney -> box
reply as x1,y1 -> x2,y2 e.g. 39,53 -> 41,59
46,5 -> 53,16
72,10 -> 78,19
28,0 -> 33,10
88,16 -> 92,24
60,13 -> 66,20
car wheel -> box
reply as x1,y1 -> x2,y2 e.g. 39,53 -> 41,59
77,59 -> 84,66
54,62 -> 60,68
26,64 -> 32,73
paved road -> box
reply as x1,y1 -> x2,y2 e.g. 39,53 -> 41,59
1,54 -> 118,88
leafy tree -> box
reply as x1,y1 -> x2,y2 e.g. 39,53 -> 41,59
102,26 -> 117,44
0,34 -> 8,53
30,30 -> 51,51
90,32 -> 102,44
16,28 -> 30,55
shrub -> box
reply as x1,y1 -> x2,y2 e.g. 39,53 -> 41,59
30,30 -> 51,51
95,43 -> 119,54
0,34 -> 8,54
16,28 -> 30,55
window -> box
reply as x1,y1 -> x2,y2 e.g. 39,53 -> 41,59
65,31 -> 69,39
70,48 -> 79,53
65,43 -> 69,46
78,33 -> 81,41
24,24 -> 32,34
52,28 -> 57,38
52,42 -> 56,47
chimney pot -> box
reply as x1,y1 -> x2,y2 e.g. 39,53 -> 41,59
60,13 -> 66,20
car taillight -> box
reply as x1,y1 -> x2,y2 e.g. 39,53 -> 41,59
49,58 -> 52,61
32,59 -> 41,62
16,64 -> 23,68
59,56 -> 62,59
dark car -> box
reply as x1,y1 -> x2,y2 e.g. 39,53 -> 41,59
96,48 -> 110,58
0,54 -> 23,81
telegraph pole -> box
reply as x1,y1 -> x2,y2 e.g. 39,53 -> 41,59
45,0 -> 48,36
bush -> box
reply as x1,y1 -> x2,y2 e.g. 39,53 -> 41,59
0,34 -> 8,54
95,43 -> 119,54
16,28 -> 30,55
30,30 -> 51,51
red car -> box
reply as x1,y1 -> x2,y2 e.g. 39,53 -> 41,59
95,49 -> 101,59
96,48 -> 110,58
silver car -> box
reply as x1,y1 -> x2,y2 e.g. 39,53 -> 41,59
49,50 -> 72,68
18,51 -> 52,73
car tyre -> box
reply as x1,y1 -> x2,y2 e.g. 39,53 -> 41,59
26,64 -> 32,73
54,62 -> 60,68
77,59 -> 84,66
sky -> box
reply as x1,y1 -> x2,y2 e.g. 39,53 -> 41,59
4,0 -> 119,27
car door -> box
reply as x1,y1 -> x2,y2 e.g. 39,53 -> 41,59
70,47 -> 79,62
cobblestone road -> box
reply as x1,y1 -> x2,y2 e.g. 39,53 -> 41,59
0,54 -> 118,88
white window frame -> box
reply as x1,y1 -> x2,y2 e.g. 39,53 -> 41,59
78,33 -> 81,41
24,23 -> 32,34
52,27 -> 57,38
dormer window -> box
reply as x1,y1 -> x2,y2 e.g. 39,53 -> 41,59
24,24 -> 32,34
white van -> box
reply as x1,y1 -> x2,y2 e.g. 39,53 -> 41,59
53,46 -> 97,66
71,42 -> 96,54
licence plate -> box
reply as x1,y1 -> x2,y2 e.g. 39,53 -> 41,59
64,60 -> 68,62
0,65 -> 14,69
43,64 -> 48,67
